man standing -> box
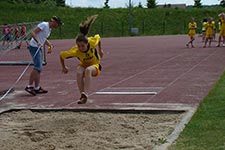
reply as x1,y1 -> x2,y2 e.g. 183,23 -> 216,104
25,16 -> 63,96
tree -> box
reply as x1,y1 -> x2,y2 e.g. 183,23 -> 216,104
56,0 -> 65,7
104,0 -> 110,8
138,2 -> 143,8
8,0 -> 43,3
33,0 -> 41,4
163,3 -> 171,8
43,0 -> 56,7
220,0 -> 225,7
147,0 -> 157,9
193,0 -> 202,8
7,0 -> 60,6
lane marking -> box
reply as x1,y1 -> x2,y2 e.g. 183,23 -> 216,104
97,54 -> 185,93
95,91 -> 157,95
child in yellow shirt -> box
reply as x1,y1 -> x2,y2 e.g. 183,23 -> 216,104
217,13 -> 225,47
60,15 -> 103,104
186,17 -> 197,48
201,18 -> 207,42
204,17 -> 216,48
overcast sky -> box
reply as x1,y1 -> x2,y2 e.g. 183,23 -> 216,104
65,0 -> 220,8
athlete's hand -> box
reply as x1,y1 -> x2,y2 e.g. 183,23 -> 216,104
62,66 -> 69,74
99,49 -> 104,58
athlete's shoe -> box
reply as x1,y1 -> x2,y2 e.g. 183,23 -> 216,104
25,86 -> 36,96
186,44 -> 189,47
77,92 -> 88,104
34,87 -> 48,94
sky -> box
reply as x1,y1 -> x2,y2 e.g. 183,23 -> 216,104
65,0 -> 220,8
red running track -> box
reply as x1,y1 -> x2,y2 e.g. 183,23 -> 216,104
0,35 -> 225,112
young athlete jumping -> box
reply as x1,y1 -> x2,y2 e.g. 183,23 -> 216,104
59,15 -> 103,104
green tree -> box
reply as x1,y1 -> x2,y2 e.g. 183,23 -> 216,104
33,0 -> 41,4
138,2 -> 143,8
8,0 -> 23,3
147,0 -> 157,8
7,0 -> 53,5
43,0 -> 56,7
193,0 -> 202,8
163,3 -> 171,8
220,0 -> 225,7
104,0 -> 110,8
56,0 -> 65,7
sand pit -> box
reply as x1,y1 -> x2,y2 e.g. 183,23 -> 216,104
0,110 -> 184,150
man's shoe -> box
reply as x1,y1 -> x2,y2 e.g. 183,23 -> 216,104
25,86 -> 36,96
34,87 -> 48,94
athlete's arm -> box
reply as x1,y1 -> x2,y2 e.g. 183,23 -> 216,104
59,55 -> 69,74
45,40 -> 52,47
98,41 -> 103,58
31,27 -> 41,47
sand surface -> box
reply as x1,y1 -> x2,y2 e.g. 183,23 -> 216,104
0,110 -> 184,150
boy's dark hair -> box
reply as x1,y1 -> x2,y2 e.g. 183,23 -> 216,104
76,15 -> 98,44
51,16 -> 63,26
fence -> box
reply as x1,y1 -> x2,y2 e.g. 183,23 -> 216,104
55,19 -> 206,39
0,21 -> 48,65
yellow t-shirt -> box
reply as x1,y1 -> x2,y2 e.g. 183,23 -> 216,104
220,16 -> 225,29
188,22 -> 197,36
218,21 -> 221,31
212,21 -> 216,30
202,22 -> 207,31
219,18 -> 225,36
60,34 -> 101,68
205,22 -> 215,38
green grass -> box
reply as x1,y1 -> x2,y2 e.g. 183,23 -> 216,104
169,72 -> 225,150
1,2 -> 225,39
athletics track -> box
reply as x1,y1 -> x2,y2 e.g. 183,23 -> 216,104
1,34 -> 225,149
1,35 -> 225,112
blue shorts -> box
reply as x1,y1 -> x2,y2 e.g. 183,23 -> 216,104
29,45 -> 43,72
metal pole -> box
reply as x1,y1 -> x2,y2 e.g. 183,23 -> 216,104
128,0 -> 132,35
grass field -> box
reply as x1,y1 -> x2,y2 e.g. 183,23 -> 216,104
1,2 -> 225,39
169,72 -> 225,150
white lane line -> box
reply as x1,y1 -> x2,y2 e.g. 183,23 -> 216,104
95,91 -> 157,95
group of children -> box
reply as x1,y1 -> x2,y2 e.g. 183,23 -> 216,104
186,12 -> 225,48
1,24 -> 29,48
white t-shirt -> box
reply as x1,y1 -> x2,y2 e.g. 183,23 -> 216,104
30,22 -> 51,47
